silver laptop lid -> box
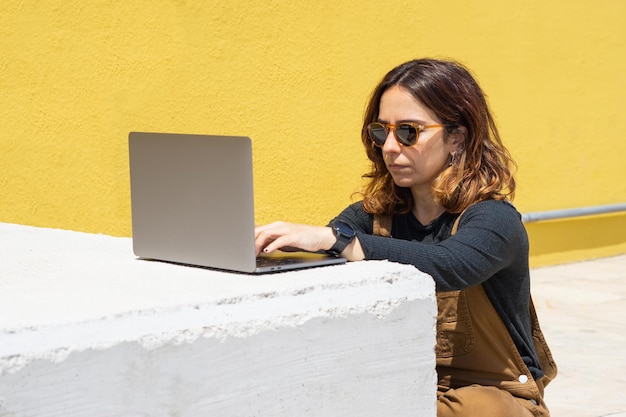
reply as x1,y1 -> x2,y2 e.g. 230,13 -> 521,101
129,132 -> 258,272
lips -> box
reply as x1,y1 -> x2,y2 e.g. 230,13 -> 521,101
387,163 -> 409,171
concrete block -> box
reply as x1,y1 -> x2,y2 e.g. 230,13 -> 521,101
0,223 -> 437,417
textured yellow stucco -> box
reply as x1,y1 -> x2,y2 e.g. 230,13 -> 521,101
1,1 -> 625,266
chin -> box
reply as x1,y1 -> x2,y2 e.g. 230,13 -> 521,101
392,179 -> 416,188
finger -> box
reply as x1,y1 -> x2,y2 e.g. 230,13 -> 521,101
254,225 -> 290,255
261,234 -> 299,254
254,232 -> 276,256
254,221 -> 286,238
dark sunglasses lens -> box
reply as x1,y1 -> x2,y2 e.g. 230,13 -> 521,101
368,125 -> 388,146
396,124 -> 418,145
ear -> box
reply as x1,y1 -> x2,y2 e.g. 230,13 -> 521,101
447,126 -> 467,153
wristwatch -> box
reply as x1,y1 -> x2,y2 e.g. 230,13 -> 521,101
326,221 -> 356,257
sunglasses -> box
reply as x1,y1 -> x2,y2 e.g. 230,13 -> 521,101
367,122 -> 445,147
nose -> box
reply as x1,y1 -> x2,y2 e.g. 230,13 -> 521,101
381,129 -> 401,153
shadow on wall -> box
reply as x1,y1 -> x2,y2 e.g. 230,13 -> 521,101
526,212 -> 626,267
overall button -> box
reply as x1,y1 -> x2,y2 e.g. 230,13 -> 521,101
518,374 -> 529,383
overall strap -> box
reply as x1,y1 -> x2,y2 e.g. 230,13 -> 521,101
373,214 -> 392,237
451,208 -> 466,236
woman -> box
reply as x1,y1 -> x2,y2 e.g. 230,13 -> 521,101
255,58 -> 556,416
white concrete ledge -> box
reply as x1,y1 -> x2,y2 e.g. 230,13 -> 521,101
0,223 -> 437,417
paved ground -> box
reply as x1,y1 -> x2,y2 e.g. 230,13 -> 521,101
531,254 -> 626,417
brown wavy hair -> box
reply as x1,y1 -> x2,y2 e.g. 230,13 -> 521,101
360,58 -> 516,215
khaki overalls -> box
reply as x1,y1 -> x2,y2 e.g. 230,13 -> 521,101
374,214 -> 557,417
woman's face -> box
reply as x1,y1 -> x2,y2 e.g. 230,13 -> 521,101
377,85 -> 456,194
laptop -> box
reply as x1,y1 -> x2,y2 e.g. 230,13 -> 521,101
128,132 -> 346,273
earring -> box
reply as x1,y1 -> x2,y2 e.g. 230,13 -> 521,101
449,152 -> 456,166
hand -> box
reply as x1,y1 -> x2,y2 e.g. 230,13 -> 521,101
254,222 -> 335,257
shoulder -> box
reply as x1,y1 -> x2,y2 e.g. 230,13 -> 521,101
332,201 -> 374,232
338,200 -> 369,219
458,200 -> 524,232
464,199 -> 520,217
456,200 -> 528,253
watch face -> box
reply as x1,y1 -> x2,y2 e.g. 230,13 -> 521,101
327,221 -> 356,257
334,221 -> 356,239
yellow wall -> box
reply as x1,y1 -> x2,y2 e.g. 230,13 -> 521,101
2,1 -> 625,266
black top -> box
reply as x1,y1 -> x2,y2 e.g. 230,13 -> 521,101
330,199 -> 543,379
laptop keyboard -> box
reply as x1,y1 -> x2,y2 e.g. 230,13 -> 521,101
256,256 -> 305,267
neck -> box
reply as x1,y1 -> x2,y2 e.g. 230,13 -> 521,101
411,187 -> 445,225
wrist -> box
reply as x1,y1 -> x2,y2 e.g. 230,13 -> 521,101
326,221 -> 356,257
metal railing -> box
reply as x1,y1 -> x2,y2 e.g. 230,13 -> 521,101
522,202 -> 626,224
